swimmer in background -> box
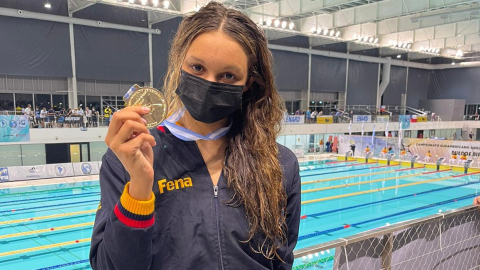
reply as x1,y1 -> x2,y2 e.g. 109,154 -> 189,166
460,153 -> 467,165
400,147 -> 407,160
424,150 -> 432,163
364,145 -> 371,156
381,147 -> 388,158
388,146 -> 394,154
450,153 -> 457,165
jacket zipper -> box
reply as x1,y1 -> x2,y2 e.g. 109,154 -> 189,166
214,185 -> 225,270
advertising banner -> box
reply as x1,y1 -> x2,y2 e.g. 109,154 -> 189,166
284,115 -> 305,124
317,116 -> 333,124
7,163 -> 74,181
0,115 -> 30,143
57,116 -> 83,125
417,116 -> 428,122
0,167 -> 9,182
353,115 -> 372,123
399,115 -> 411,129
376,115 -> 390,123
73,162 -> 100,176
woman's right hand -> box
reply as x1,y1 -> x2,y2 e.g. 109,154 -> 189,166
105,106 -> 156,200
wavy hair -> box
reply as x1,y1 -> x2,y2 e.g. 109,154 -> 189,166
163,2 -> 287,260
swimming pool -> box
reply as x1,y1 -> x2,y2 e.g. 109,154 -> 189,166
0,159 -> 479,270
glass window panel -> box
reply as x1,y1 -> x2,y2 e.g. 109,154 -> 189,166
0,145 -> 22,166
0,93 -> 14,112
21,144 -> 46,166
15,93 -> 33,112
81,143 -> 89,162
86,96 -> 101,111
52,95 -> 68,110
34,94 -> 51,111
90,142 -> 107,161
77,95 -> 86,109
70,144 -> 81,163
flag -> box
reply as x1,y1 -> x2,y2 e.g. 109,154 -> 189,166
348,120 -> 352,136
399,121 -> 403,151
361,121 -> 364,136
385,121 -> 389,137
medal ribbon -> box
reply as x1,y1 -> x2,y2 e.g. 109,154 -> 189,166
161,108 -> 232,141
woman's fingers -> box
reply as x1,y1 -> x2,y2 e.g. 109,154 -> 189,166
105,107 -> 150,146
109,120 -> 150,150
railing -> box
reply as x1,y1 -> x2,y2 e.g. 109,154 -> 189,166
293,205 -> 480,270
0,110 -> 111,127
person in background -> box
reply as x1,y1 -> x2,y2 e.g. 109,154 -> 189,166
91,108 -> 99,127
34,106 -> 41,127
319,138 -> 324,153
350,142 -> 356,156
431,112 -> 436,121
452,132 -> 457,140
364,145 -> 371,156
425,150 -> 432,163
86,107 -> 92,127
40,107 -> 47,128
418,133 -> 423,139
306,109 -> 311,123
310,110 -> 317,124
318,110 -> 323,116
103,106 -> 112,126
381,146 -> 388,158
469,131 -> 474,141
450,153 -> 458,165
400,147 -> 406,160
295,109 -> 300,115
325,139 -> 331,153
334,110 -> 341,123
78,106 -> 84,116
460,153 -> 468,165
388,146 -> 394,155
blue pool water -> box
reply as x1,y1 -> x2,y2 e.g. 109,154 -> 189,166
0,160 -> 479,270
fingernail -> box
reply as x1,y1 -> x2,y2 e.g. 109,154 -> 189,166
141,118 -> 147,124
142,107 -> 150,113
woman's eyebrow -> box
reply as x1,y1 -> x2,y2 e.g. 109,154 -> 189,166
188,55 -> 206,64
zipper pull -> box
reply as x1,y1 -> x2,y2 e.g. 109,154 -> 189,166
214,186 -> 218,198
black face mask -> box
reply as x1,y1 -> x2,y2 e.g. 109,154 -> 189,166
175,70 -> 244,124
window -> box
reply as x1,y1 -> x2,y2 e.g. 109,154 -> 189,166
15,93 -> 33,111
86,96 -> 101,111
34,94 -> 51,110
77,95 -> 86,109
0,93 -> 14,111
52,95 -> 68,110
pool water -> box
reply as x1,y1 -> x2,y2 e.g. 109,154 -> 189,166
0,160 -> 479,270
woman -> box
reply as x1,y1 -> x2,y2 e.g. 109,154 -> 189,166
90,3 -> 300,270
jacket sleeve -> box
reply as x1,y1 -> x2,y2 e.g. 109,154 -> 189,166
89,149 -> 156,270
279,159 -> 301,269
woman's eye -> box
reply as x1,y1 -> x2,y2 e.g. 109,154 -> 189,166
222,73 -> 236,80
191,65 -> 204,72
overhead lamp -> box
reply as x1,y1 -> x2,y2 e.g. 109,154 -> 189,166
397,54 -> 401,58
456,50 -> 463,57
407,43 -> 412,49
281,21 -> 287,29
129,0 -> 135,3
419,46 -> 424,51
398,42 -> 403,48
369,37 -> 374,43
266,19 -> 272,26
374,38 -> 379,43
323,29 -> 329,35
289,22 -> 294,30
310,27 -> 316,34
163,0 -> 169,8
335,31 -> 341,37
274,19 -> 280,27
153,0 -> 159,7
330,30 -> 335,36
141,0 -> 147,5
44,1 -> 52,8
435,48 -> 440,54
452,61 -> 456,65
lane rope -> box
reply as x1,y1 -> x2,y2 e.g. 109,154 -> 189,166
301,167 -> 423,186
302,171 -> 480,204
0,222 -> 94,240
34,259 -> 90,270
302,178 -> 480,219
0,238 -> 90,257
301,165 -> 390,178
0,200 -> 99,214
301,169 -> 451,194
0,209 -> 97,226
299,193 -> 478,241
0,185 -> 100,197
0,192 -> 100,204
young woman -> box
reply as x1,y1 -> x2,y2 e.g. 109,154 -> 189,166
90,3 -> 301,270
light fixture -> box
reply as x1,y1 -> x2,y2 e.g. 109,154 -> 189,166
330,30 -> 335,36
397,54 -> 401,58
335,31 -> 341,37
163,0 -> 169,8
398,42 -> 403,48
435,48 -> 440,54
281,21 -> 287,28
374,38 -> 379,43
310,27 -> 316,34
402,43 -> 408,48
141,0 -> 147,5
407,43 -> 412,49
419,46 -> 424,51
452,61 -> 456,65
44,1 -> 52,8
323,29 -> 329,35
289,22 -> 294,30
152,0 -> 159,6
129,0 -> 135,3
266,19 -> 272,26
274,19 -> 280,27
195,5 -> 201,12
456,50 -> 463,57
353,33 -> 357,39
368,37 -> 374,43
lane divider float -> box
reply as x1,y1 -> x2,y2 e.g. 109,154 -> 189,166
0,222 -> 94,240
0,192 -> 100,205
0,238 -> 91,257
0,200 -> 99,214
0,209 -> 97,226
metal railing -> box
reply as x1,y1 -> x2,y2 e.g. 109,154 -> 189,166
293,205 -> 480,270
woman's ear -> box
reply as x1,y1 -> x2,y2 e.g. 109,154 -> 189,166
243,76 -> 254,93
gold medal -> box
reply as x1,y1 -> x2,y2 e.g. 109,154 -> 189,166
124,85 -> 168,128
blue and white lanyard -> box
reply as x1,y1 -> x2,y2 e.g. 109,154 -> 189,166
161,108 -> 232,141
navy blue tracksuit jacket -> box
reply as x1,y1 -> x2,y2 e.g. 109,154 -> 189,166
89,126 -> 301,270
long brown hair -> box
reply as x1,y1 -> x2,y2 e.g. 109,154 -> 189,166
163,2 -> 287,260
